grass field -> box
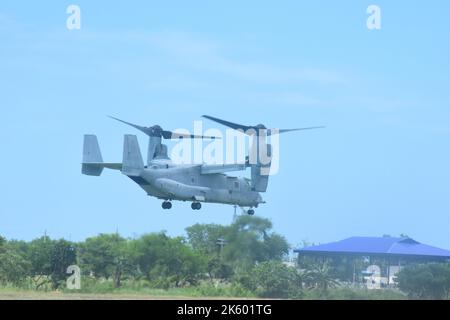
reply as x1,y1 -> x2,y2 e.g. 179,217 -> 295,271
0,290 -> 247,300
0,291 -> 182,300
0,287 -> 406,300
0,287 -> 257,300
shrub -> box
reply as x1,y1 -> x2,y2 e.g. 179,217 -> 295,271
245,261 -> 303,299
396,263 -> 450,299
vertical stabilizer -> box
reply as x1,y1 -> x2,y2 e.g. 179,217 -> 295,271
122,135 -> 144,176
82,135 -> 104,176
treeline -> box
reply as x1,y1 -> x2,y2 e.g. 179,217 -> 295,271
0,215 -> 365,298
0,216 -> 304,297
396,263 -> 450,299
2,215 -> 449,299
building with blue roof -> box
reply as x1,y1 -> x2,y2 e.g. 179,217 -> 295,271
294,236 -> 450,260
294,236 -> 450,287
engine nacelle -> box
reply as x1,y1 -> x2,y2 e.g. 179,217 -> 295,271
155,178 -> 209,201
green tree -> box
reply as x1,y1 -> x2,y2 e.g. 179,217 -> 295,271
304,261 -> 339,294
206,257 -> 233,281
186,224 -> 234,281
27,236 -> 55,289
396,263 -> 450,299
132,232 -> 207,287
79,233 -> 134,288
245,260 -> 303,299
0,237 -> 31,286
50,239 -> 77,289
6,239 -> 29,258
1,236 -> 76,289
223,216 -> 289,270
185,223 -> 228,256
186,216 -> 289,274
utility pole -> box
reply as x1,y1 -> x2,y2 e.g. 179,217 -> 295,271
216,237 -> 226,259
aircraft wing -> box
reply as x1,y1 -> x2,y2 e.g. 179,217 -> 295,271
200,163 -> 247,175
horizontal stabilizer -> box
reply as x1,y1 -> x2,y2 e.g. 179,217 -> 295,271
81,162 -> 122,171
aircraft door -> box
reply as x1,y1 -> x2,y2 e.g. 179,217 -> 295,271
226,177 -> 240,201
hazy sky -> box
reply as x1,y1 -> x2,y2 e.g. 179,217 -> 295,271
1,1 -> 449,250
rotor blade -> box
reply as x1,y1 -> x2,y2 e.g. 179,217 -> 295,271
266,127 -> 325,136
202,115 -> 252,132
108,116 -> 152,135
276,126 -> 326,134
188,134 -> 220,139
163,130 -> 220,140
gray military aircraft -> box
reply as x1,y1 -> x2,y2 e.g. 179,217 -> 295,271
82,115 -> 323,214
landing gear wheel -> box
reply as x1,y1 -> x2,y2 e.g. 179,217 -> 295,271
191,202 -> 201,210
247,209 -> 255,215
162,201 -> 172,209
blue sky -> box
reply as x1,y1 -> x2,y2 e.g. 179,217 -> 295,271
1,1 -> 449,250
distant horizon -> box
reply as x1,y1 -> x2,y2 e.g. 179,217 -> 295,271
3,217 -> 446,253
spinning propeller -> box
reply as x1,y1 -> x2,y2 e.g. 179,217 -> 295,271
202,115 -> 325,136
109,116 -> 218,139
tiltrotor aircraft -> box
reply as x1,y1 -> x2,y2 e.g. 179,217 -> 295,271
82,115 -> 323,214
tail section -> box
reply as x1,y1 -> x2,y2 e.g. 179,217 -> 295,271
122,135 -> 144,176
82,135 -> 104,176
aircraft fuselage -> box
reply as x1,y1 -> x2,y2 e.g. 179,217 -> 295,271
127,160 -> 263,207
